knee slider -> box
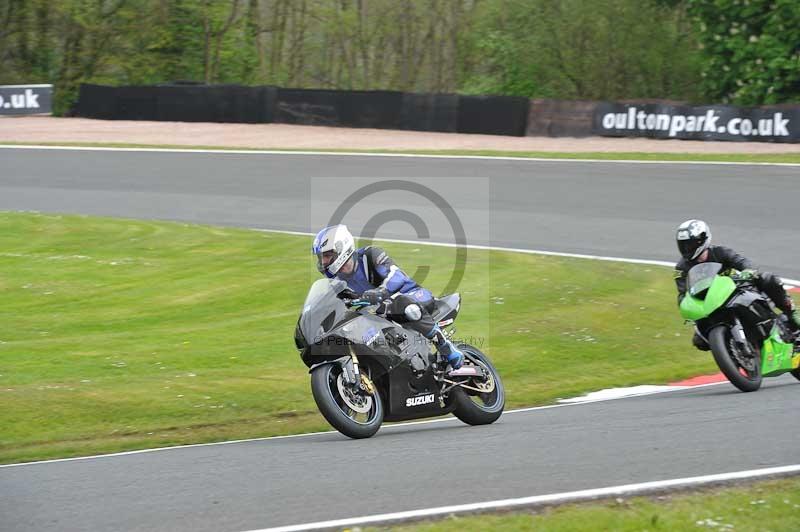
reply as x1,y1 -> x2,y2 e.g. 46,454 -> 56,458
404,303 -> 422,321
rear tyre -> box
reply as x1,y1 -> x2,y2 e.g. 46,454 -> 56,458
310,363 -> 383,439
450,345 -> 505,426
708,326 -> 762,392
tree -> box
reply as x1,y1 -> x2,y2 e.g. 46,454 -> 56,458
688,0 -> 800,105
462,0 -> 703,101
0,0 -> 717,114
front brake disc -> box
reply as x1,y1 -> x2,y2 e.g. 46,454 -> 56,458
337,373 -> 372,413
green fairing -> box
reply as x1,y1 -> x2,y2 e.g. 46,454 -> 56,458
679,276 -> 737,321
761,328 -> 796,376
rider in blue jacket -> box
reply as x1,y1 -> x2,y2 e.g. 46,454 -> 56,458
312,224 -> 463,369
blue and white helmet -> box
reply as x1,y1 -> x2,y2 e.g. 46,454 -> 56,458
676,219 -> 711,260
312,224 -> 355,275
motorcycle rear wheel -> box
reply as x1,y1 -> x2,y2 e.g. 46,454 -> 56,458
449,344 -> 505,425
310,363 -> 383,439
708,326 -> 762,392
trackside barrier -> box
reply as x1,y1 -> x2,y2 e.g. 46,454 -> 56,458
593,102 -> 800,143
73,85 -> 800,142
526,99 -> 597,137
399,93 -> 459,133
75,84 -> 276,123
0,84 -> 53,116
457,95 -> 529,136
74,84 -> 529,136
275,89 -> 404,129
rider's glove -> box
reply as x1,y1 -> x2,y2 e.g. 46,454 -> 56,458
738,268 -> 759,281
339,288 -> 359,300
362,288 -> 390,305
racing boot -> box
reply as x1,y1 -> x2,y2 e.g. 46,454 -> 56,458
429,326 -> 463,370
788,311 -> 800,341
780,297 -> 800,340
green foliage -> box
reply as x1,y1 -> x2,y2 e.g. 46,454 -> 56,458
5,0 -> 790,114
388,478 -> 800,532
0,212 -> 718,463
688,0 -> 800,104
463,0 -> 703,101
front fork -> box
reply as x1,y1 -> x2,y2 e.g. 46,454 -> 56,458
695,319 -> 750,352
348,345 -> 375,395
730,320 -> 749,348
310,348 -> 375,395
727,319 -> 759,372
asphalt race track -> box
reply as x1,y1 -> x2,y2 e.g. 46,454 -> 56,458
0,378 -> 798,532
1,147 -> 799,531
1,148 -> 799,277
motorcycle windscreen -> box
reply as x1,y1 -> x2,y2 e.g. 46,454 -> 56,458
686,262 -> 723,298
299,279 -> 348,345
680,263 -> 736,320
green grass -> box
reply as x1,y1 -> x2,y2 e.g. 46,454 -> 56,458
1,140 -> 799,163
0,212 -> 718,464
381,477 -> 800,531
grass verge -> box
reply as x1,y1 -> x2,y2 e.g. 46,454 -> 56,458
380,477 -> 800,531
1,212 -> 716,464
1,140 -> 799,163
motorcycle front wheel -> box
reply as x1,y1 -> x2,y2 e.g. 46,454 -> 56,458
310,363 -> 383,439
708,326 -> 762,392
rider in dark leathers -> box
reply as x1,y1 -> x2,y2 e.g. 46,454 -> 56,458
312,224 -> 464,368
674,220 -> 799,350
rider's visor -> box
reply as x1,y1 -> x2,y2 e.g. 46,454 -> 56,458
316,250 -> 338,273
678,239 -> 702,260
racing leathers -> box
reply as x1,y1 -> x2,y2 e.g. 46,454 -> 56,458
674,245 -> 798,350
328,246 -> 463,367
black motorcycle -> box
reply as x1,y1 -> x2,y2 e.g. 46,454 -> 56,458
295,279 -> 504,438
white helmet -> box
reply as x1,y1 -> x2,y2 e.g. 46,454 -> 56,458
312,224 -> 355,275
676,219 -> 712,260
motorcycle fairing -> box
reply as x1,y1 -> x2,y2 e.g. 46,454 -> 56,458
761,327 -> 796,376
680,274 -> 737,321
297,278 -> 456,421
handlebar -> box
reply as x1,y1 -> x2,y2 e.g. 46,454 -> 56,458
342,298 -> 371,308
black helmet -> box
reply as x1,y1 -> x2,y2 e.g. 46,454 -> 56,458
676,219 -> 711,261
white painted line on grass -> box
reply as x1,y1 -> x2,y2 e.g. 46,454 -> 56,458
256,226 -> 679,267
2,220 -> 792,468
256,227 -> 800,288
244,464 -> 800,532
0,380 -> 730,469
1,188 -> 794,468
2,144 -> 800,166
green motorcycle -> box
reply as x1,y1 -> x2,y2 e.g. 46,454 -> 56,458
680,262 -> 800,392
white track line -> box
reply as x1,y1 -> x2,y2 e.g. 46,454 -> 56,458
0,151 -> 795,466
1,145 -> 795,281
256,227 -> 800,287
246,464 -> 800,532
258,227 -> 678,267
0,380 -> 730,469
1,224 -> 795,468
1,144 -> 800,166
